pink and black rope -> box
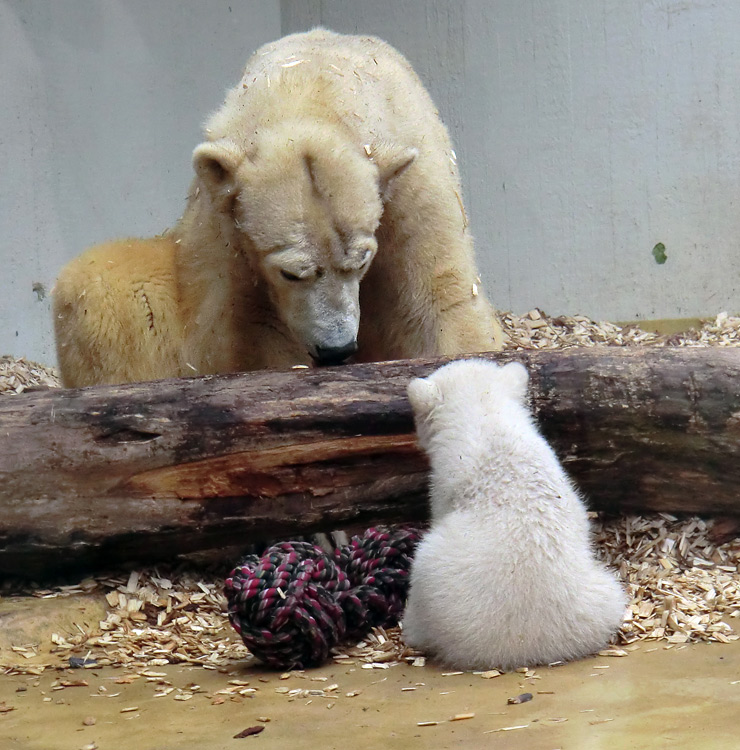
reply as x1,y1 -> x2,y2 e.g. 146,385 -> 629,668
224,526 -> 422,669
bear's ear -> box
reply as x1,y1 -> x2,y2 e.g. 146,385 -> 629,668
192,140 -> 245,210
500,361 -> 529,402
367,141 -> 418,201
407,376 -> 442,417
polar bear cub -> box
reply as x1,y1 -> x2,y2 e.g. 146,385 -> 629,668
402,359 -> 626,671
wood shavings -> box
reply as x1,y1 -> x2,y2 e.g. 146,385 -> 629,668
500,310 -> 740,351
2,513 -> 738,676
484,724 -> 530,733
594,514 -> 740,646
2,566 -> 251,676
0,356 -> 60,395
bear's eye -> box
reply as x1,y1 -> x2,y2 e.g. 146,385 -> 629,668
280,270 -> 303,282
358,248 -> 373,270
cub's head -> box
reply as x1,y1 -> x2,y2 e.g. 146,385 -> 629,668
407,360 -> 530,450
192,122 -> 416,366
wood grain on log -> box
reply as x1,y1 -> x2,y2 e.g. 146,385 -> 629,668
1,347 -> 739,577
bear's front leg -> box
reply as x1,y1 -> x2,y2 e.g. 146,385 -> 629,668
356,192 -> 504,360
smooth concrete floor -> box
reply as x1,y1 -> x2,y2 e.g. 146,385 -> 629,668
1,638 -> 739,750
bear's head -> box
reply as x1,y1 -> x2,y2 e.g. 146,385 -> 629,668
192,123 -> 416,366
407,359 -> 530,452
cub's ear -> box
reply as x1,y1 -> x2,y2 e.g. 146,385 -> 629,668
500,361 -> 530,402
192,140 -> 245,209
407,377 -> 442,417
367,141 -> 418,200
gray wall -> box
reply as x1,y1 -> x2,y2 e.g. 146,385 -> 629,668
3,0 -> 739,364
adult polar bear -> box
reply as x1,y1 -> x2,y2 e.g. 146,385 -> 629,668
54,29 -> 503,387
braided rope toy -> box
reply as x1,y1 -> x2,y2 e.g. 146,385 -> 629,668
224,526 -> 422,669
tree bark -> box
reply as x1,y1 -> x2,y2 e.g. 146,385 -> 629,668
1,347 -> 739,577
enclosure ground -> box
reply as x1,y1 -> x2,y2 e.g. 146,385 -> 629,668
1,638 -> 739,750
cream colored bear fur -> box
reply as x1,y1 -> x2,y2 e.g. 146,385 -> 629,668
54,29 -> 503,387
402,359 -> 626,671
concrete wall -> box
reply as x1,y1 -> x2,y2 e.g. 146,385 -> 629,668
0,0 -> 280,362
3,0 -> 739,364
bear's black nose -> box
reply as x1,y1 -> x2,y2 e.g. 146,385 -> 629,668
313,340 -> 358,366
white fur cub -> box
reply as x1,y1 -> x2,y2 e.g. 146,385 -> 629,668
402,359 -> 626,671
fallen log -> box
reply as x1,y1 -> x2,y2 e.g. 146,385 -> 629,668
1,347 -> 739,577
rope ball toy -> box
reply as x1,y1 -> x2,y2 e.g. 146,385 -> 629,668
224,526 -> 422,669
